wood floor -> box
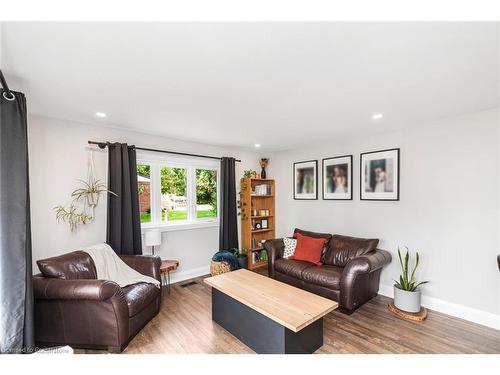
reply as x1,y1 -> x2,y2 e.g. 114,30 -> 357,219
116,272 -> 500,354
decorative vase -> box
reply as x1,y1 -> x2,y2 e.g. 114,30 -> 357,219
260,167 -> 266,179
393,285 -> 421,313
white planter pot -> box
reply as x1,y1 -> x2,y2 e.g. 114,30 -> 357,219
86,192 -> 100,207
393,285 -> 421,313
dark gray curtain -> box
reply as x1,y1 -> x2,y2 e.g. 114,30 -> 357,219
0,90 -> 35,353
106,143 -> 142,255
219,157 -> 239,249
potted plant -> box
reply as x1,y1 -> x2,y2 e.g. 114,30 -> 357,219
236,248 -> 249,269
71,176 -> 117,208
393,247 -> 429,313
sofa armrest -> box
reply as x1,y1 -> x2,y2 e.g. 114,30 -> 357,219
263,239 -> 285,278
119,255 -> 162,283
33,276 -> 130,350
342,249 -> 392,278
340,249 -> 392,309
33,277 -> 122,301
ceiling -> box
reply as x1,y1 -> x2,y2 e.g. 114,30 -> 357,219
1,22 -> 499,151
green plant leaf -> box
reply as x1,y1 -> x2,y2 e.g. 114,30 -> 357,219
414,281 -> 429,289
404,248 -> 409,286
398,247 -> 404,271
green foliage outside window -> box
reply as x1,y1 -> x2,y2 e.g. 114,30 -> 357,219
137,164 -> 217,221
196,169 -> 217,215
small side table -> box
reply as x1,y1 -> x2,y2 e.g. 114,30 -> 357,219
160,260 -> 179,293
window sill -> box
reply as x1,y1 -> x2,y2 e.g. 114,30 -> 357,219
141,220 -> 219,233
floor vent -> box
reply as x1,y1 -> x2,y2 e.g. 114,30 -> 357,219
180,281 -> 198,288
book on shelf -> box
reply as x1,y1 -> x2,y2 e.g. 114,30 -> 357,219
253,184 -> 272,196
252,249 -> 268,263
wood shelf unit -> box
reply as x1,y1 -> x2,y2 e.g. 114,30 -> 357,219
251,228 -> 274,234
240,177 -> 275,270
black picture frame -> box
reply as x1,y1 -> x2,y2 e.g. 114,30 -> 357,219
322,155 -> 353,200
360,148 -> 400,201
293,160 -> 318,200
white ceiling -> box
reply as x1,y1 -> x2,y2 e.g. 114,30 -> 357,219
2,22 -> 499,151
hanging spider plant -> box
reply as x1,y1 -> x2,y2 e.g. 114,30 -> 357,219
53,149 -> 118,231
54,204 -> 93,232
71,176 -> 117,208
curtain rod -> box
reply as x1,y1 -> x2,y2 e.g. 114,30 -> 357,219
88,141 -> 241,162
0,69 -> 15,100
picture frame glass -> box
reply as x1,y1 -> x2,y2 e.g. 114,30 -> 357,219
294,161 -> 317,199
361,149 -> 399,200
323,156 -> 352,200
261,219 -> 268,229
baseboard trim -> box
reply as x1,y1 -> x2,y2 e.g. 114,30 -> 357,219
378,284 -> 500,331
168,265 -> 210,285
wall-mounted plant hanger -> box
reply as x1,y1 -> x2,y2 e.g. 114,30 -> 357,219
54,149 -> 117,231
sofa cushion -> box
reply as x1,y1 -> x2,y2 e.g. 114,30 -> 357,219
37,251 -> 97,280
293,232 -> 326,264
301,265 -> 343,290
322,235 -> 379,267
122,283 -> 160,317
294,228 -> 332,258
283,237 -> 298,258
294,228 -> 332,245
274,258 -> 313,279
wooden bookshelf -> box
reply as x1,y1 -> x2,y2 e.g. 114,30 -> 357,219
240,177 -> 275,270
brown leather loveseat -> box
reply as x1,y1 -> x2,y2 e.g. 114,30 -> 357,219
264,228 -> 391,312
33,251 -> 161,352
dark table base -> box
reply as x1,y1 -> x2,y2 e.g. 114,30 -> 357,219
212,288 -> 323,354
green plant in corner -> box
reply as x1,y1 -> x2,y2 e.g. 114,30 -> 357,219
394,247 -> 429,292
237,247 -> 248,258
237,177 -> 249,221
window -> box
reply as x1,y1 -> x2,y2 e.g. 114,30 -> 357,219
196,169 -> 217,219
161,166 -> 188,222
137,155 -> 219,230
137,164 -> 152,223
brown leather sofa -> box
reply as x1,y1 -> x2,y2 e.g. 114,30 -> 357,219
264,228 -> 391,312
33,251 -> 161,352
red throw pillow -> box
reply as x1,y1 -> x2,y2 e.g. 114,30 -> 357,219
292,232 -> 326,265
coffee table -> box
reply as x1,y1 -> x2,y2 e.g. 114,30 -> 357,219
204,269 -> 338,354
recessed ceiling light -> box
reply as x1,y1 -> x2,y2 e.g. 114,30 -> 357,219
254,143 -> 261,148
372,113 -> 383,120
96,112 -> 107,118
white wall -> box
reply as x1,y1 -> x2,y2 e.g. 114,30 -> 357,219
268,108 -> 500,329
0,22 -> 3,68
28,115 -> 260,282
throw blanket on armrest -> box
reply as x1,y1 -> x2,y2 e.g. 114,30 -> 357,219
83,243 -> 160,288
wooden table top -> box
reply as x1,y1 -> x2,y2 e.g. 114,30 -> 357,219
204,269 -> 338,332
160,260 -> 179,273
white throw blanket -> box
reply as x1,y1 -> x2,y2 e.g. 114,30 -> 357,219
83,243 -> 160,288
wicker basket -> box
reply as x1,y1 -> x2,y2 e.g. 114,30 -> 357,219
210,260 -> 231,276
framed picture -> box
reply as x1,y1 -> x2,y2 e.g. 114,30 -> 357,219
293,160 -> 318,200
322,155 -> 353,200
261,219 -> 268,229
360,148 -> 400,201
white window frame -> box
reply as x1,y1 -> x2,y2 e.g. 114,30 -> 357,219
137,152 -> 220,232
